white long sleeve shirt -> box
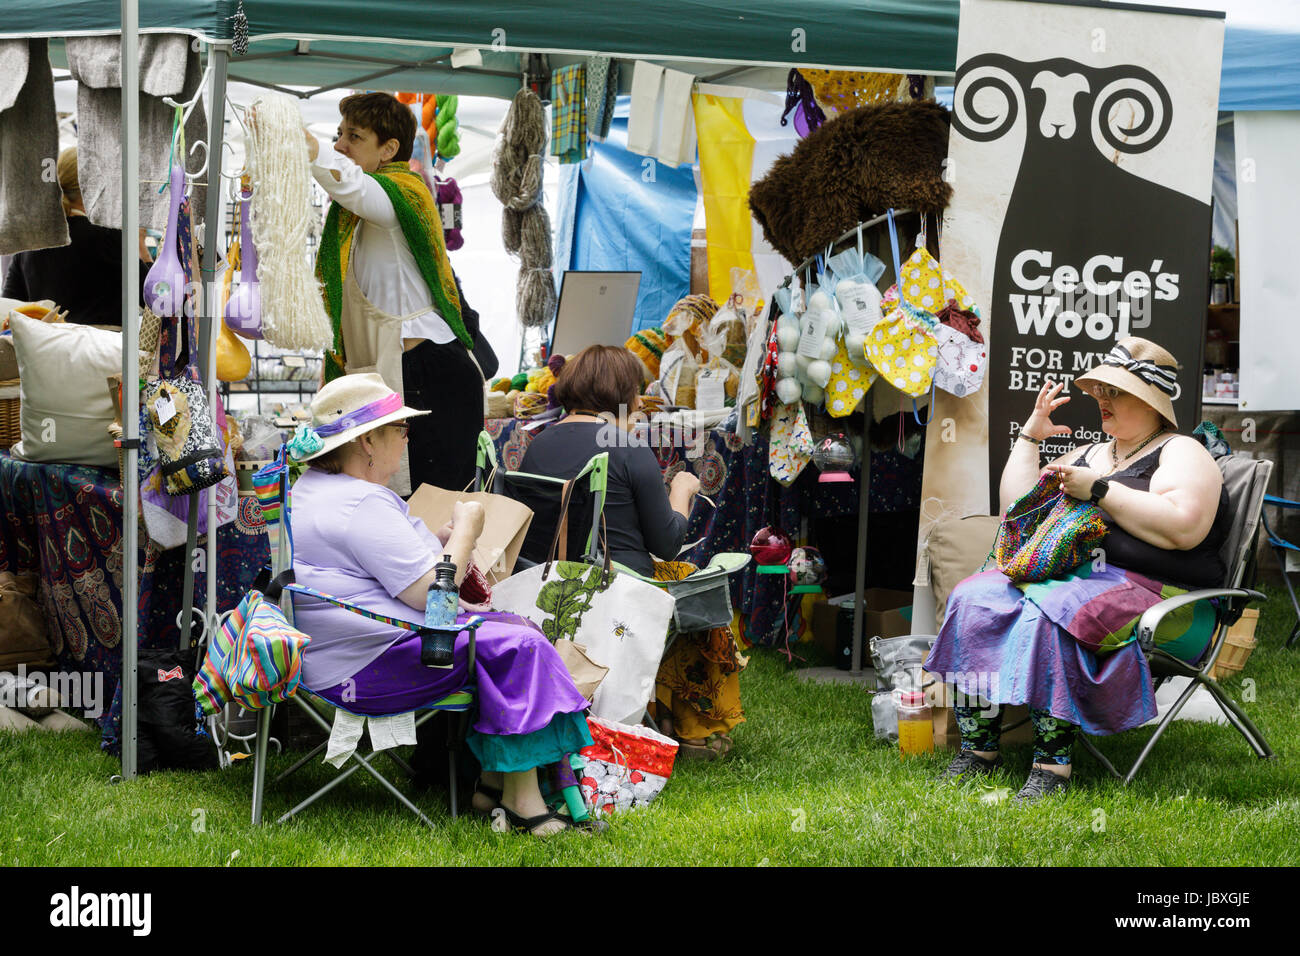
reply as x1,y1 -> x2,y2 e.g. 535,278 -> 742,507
310,141 -> 456,344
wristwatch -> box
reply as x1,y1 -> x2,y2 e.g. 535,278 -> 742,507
1089,477 -> 1111,505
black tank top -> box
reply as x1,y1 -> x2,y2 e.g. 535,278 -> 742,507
1071,440 -> 1229,589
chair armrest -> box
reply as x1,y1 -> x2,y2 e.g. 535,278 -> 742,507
1135,588 -> 1266,651
1264,494 -> 1300,510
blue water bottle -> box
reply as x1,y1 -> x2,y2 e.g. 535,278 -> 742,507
421,555 -> 459,667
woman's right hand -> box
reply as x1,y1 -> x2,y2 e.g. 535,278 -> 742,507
1022,382 -> 1073,441
451,500 -> 486,543
671,471 -> 701,499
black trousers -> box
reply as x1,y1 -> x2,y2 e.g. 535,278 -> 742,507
402,339 -> 484,495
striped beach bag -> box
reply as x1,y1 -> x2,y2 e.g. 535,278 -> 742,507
251,447 -> 292,559
192,589 -> 311,716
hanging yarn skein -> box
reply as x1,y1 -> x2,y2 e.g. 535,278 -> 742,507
492,88 -> 556,329
246,93 -> 333,352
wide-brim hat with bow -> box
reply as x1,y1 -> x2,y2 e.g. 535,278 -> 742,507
1075,337 -> 1181,429
287,372 -> 429,462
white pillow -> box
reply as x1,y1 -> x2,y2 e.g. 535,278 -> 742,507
9,313 -> 121,468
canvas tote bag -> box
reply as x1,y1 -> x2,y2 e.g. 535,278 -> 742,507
490,481 -> 675,725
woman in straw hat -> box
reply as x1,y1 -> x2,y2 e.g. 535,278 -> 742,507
285,373 -> 593,834
925,337 -> 1231,801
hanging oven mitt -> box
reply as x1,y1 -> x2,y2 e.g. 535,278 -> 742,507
769,400 -> 814,487
933,300 -> 988,398
865,210 -> 939,398
882,216 -> 980,317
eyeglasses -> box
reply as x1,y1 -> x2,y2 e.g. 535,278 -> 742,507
1089,384 -> 1126,401
388,421 -> 410,437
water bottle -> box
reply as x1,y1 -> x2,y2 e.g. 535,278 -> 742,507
421,555 -> 459,667
895,689 -> 934,756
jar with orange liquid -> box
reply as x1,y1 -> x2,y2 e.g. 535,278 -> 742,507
896,689 -> 934,756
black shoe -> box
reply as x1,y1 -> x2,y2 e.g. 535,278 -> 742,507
937,750 -> 1002,781
1014,766 -> 1071,802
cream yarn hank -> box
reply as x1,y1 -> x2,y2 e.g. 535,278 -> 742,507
246,93 -> 332,352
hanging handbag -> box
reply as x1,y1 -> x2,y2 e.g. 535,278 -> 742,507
489,482 -> 675,726
994,473 -> 1109,584
768,398 -> 815,486
193,588 -> 312,716
933,301 -> 988,399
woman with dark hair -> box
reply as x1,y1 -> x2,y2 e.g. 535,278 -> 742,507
521,344 -> 747,759
303,91 -> 483,497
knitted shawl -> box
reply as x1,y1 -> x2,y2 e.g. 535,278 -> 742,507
315,161 -> 467,382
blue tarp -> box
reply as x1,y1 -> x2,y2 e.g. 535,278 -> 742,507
565,98 -> 696,334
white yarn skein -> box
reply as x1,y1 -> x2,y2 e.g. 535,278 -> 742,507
247,93 -> 333,352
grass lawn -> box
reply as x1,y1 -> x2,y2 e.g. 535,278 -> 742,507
2,584 -> 1297,867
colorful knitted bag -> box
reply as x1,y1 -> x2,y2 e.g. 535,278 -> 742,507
994,474 -> 1108,584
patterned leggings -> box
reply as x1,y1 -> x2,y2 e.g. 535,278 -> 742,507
955,704 -> 1077,765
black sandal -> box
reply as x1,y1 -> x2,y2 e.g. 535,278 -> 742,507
471,780 -> 503,817
493,803 -> 579,836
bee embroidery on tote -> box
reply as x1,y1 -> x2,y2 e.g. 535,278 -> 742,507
611,620 -> 631,641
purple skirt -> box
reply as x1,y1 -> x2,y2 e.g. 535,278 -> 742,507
925,571 -> 1158,736
313,611 -> 589,738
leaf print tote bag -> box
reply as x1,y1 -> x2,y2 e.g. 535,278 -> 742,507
490,482 -> 674,725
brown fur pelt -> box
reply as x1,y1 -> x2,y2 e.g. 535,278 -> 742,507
748,100 -> 953,264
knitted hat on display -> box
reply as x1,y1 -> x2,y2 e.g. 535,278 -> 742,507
625,327 -> 667,381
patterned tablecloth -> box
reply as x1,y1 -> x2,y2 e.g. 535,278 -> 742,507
0,452 -> 269,751
485,417 -> 924,647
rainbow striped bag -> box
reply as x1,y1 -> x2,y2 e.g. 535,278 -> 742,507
193,589 -> 311,716
994,474 -> 1108,584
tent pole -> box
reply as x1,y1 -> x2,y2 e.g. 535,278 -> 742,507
850,392 -> 872,676
119,0 -> 140,781
202,45 -> 231,649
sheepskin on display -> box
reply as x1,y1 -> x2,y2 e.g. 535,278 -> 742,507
748,100 -> 953,265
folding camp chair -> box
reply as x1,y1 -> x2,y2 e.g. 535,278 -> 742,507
1261,493 -> 1300,649
243,450 -> 483,828
1078,455 -> 1275,784
474,431 -> 608,568
475,432 -> 750,728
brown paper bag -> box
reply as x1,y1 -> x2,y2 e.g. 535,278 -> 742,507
0,572 -> 53,670
407,483 -> 534,585
553,640 -> 609,703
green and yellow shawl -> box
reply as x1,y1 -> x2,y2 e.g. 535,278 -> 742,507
315,161 -> 467,381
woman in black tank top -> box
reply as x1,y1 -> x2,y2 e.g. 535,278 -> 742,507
937,337 -> 1227,801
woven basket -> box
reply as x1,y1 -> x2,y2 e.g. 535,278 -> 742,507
0,378 -> 20,450
1210,608 -> 1259,681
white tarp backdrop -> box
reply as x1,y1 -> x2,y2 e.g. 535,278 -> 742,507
1235,110 -> 1300,412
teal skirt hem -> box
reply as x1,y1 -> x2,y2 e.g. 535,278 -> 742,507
467,710 -> 593,773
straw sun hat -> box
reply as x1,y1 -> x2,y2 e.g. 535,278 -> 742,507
286,372 -> 429,462
1074,337 -> 1181,429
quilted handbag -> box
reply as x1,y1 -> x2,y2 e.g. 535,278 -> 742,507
994,474 -> 1108,584
865,210 -> 939,398
193,589 -> 312,715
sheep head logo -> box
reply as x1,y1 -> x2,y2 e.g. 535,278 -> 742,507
952,54 -> 1172,157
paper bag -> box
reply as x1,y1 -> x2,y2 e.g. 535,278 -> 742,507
407,483 -> 534,584
553,640 -> 608,703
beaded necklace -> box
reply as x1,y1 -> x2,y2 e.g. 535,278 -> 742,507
1109,426 -> 1167,472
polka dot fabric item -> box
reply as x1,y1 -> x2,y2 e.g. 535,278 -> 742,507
826,333 -> 877,417
883,246 -> 980,317
864,301 -> 939,398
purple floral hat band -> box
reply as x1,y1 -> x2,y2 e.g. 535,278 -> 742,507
286,393 -> 404,461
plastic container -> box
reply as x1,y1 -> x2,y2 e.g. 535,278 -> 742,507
896,689 -> 934,756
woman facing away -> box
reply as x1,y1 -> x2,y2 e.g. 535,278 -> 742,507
521,345 -> 748,759
302,92 -> 484,497
926,337 -> 1229,800
286,372 -> 593,835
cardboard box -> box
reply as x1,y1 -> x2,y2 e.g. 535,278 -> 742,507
812,589 -> 913,670
925,670 -> 1033,751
